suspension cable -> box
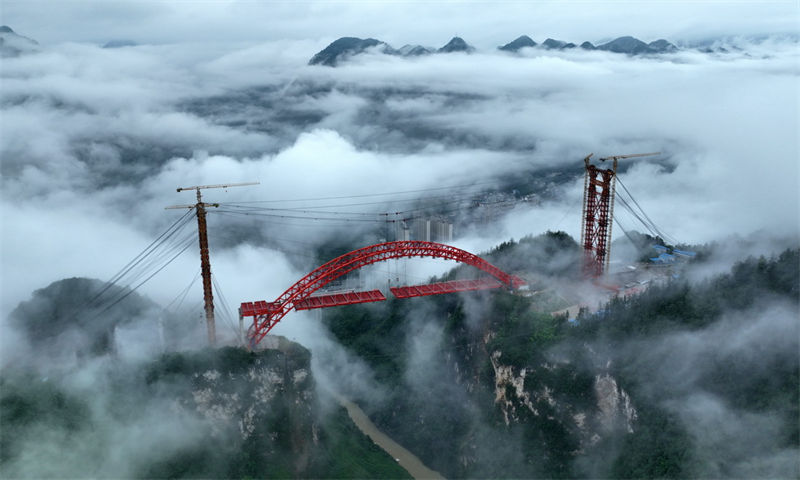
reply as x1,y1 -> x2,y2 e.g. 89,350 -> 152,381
84,210 -> 195,308
211,276 -> 239,338
219,180 -> 502,205
87,236 -> 195,322
616,176 -> 678,244
61,211 -> 195,325
164,270 -> 201,312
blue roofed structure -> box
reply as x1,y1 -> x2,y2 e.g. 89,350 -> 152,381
650,253 -> 676,264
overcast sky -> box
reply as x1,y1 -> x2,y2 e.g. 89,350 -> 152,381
2,0 -> 798,47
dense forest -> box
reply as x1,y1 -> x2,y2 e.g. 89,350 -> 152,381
321,236 -> 799,478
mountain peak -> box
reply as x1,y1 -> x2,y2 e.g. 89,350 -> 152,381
597,36 -> 651,55
438,36 -> 474,53
542,38 -> 576,50
398,44 -> 433,56
308,37 -> 387,66
648,39 -> 678,53
9,277 -> 157,360
1,25 -> 40,57
499,35 -> 537,52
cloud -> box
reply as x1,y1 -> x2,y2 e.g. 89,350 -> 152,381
1,30 -> 797,343
673,392 -> 798,477
0,351 -> 236,477
606,301 -> 800,476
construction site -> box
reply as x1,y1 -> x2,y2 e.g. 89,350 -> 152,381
150,152 -> 693,349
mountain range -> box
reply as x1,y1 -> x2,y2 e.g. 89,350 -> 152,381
308,36 -> 475,66
0,26 -> 747,67
310,34 -> 679,66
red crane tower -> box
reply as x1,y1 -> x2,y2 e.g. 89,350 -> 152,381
580,152 -> 659,278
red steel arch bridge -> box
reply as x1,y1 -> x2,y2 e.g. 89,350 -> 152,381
240,240 -> 526,347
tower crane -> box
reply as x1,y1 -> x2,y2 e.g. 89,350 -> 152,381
167,181 -> 259,345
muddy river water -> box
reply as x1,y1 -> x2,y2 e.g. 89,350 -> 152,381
333,393 -> 445,479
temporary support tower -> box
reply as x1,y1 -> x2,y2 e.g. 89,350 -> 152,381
580,152 -> 659,278
581,154 -> 618,278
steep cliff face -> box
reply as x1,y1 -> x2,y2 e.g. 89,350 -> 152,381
489,350 -> 638,451
145,342 -> 317,477
1,336 -> 410,478
324,289 -> 631,478
593,373 -> 637,434
450,317 -> 640,474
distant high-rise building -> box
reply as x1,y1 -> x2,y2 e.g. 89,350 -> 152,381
413,219 -> 431,242
396,217 -> 453,242
395,219 -> 411,241
430,218 -> 453,243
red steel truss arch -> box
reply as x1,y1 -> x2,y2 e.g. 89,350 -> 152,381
245,240 -> 524,346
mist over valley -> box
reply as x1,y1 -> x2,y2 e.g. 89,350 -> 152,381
1,2 -> 798,478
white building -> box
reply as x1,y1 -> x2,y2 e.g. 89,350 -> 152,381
396,218 -> 453,243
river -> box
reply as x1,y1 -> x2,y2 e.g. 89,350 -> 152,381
332,392 -> 445,479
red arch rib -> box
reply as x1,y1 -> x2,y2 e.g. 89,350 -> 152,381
247,241 -> 521,346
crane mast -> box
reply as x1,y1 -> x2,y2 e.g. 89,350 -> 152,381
168,181 -> 258,345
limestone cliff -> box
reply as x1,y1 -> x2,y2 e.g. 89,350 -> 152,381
144,341 -> 317,476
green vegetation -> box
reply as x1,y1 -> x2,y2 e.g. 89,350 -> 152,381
610,404 -> 691,478
4,273 -> 413,479
145,346 -> 411,478
310,405 -> 412,479
4,237 -> 795,479
321,243 -> 798,478
439,230 -> 582,282
575,249 -> 799,339
576,249 -> 799,477
1,344 -> 414,479
0,373 -> 91,466
321,256 -> 591,477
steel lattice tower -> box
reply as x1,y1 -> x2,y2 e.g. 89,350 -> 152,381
580,154 -> 618,278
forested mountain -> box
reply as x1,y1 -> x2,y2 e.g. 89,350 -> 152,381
320,238 -> 799,478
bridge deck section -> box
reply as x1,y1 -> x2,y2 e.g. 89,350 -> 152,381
294,289 -> 387,310
390,278 -> 504,298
